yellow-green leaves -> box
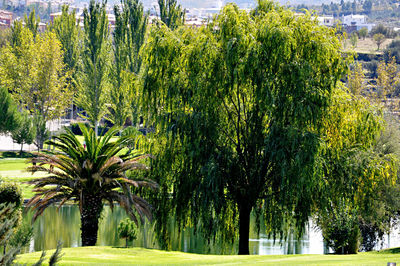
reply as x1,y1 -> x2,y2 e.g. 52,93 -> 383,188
0,31 -> 72,121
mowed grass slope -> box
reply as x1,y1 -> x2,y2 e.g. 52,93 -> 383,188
16,246 -> 400,265
0,158 -> 45,199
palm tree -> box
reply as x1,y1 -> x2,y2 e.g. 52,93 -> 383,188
26,124 -> 157,246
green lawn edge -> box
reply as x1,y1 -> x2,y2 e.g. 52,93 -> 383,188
15,246 -> 400,265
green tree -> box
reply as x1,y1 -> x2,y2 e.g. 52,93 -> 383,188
26,124 -> 157,246
50,5 -> 80,74
0,27 -> 10,48
11,112 -> 36,155
0,203 -> 63,266
9,221 -> 33,249
315,88 -> 397,254
319,200 -> 360,254
118,218 -> 137,247
350,32 -> 358,48
24,8 -> 40,39
0,182 -> 22,257
347,62 -> 365,95
376,57 -> 399,98
158,0 -> 185,30
123,0 -> 148,74
0,203 -> 20,264
50,5 -> 81,120
358,27 -> 368,40
0,30 -> 73,149
371,24 -> 388,38
141,1 -> 346,254
9,20 -> 31,56
0,86 -> 20,135
77,0 -> 111,136
373,33 -> 386,51
358,117 -> 400,251
109,3 -> 132,129
109,0 -> 149,128
384,40 -> 400,64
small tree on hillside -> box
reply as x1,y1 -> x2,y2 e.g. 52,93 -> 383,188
358,27 -> 368,40
373,33 -> 385,50
376,57 -> 399,98
350,32 -> 358,47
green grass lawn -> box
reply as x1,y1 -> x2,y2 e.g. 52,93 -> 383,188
0,157 -> 46,199
15,246 -> 400,265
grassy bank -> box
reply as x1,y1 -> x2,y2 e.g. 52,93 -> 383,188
343,37 -> 394,54
0,156 -> 41,199
15,246 -> 400,265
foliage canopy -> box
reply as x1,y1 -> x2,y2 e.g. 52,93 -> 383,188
141,1 -> 346,254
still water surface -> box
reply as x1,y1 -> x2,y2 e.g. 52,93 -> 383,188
22,205 -> 398,255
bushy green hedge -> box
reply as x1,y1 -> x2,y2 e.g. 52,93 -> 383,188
0,182 -> 22,208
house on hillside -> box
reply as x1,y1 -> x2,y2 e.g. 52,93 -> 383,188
316,15 -> 335,27
0,10 -> 13,28
342,14 -> 375,32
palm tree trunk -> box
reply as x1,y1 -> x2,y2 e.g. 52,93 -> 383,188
80,194 -> 103,246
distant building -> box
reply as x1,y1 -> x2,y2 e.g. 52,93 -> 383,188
0,10 -> 13,28
316,15 -> 335,27
50,11 -> 81,24
38,21 -> 46,32
342,14 -> 375,32
50,11 -> 115,26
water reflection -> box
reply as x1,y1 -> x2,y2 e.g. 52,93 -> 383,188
22,205 -> 329,255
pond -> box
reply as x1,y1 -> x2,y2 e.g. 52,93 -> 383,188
22,205 -> 397,255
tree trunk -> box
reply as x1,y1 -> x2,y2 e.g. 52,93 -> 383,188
238,204 -> 251,255
80,194 -> 103,246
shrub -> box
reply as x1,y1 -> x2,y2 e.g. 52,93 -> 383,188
9,221 -> 33,248
319,204 -> 361,254
0,182 -> 22,209
384,39 -> 400,64
118,218 -> 137,248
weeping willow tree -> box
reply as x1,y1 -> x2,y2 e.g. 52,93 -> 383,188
140,1 -> 346,254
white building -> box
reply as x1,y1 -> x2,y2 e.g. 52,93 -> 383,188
342,14 -> 375,32
316,16 -> 335,27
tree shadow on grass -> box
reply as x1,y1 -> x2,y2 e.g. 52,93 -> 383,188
1,151 -> 34,158
378,247 -> 400,254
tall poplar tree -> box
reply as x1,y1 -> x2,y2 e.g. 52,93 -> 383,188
77,0 -> 111,136
24,8 -> 40,39
51,5 -> 81,120
157,0 -> 185,30
109,0 -> 148,128
141,1 -> 346,254
51,5 -> 80,75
